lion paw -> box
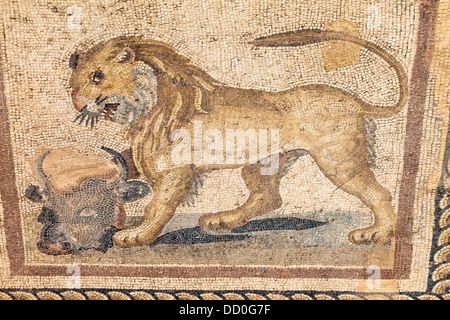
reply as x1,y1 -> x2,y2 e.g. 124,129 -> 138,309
113,226 -> 157,248
199,212 -> 248,233
348,224 -> 394,245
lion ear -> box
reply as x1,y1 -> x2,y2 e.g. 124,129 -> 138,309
114,47 -> 135,64
69,50 -> 87,69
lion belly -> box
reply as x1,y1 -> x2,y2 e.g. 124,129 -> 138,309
130,84 -> 367,176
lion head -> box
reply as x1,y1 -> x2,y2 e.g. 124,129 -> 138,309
69,38 -> 157,126
69,37 -> 218,142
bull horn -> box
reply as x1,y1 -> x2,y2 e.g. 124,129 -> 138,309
101,146 -> 129,181
34,151 -> 51,183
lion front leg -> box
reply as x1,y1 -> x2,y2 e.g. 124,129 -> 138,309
113,166 -> 195,248
199,163 -> 283,233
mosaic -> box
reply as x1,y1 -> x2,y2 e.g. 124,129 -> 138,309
0,0 -> 449,300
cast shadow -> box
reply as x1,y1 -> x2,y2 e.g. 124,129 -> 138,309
148,217 -> 326,247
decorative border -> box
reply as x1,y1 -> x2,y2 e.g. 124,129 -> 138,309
0,289 -> 448,300
0,0 -> 447,299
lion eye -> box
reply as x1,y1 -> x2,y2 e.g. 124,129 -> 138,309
92,70 -> 104,84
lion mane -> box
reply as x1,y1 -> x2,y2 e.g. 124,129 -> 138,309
113,37 -> 220,151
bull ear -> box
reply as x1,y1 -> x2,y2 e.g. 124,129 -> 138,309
114,47 -> 135,64
25,185 -> 44,203
118,180 -> 150,202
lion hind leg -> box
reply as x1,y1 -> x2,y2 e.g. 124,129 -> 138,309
310,130 -> 396,245
199,163 -> 283,233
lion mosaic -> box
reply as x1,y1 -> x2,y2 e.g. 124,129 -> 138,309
68,29 -> 408,248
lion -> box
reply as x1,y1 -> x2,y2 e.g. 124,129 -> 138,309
68,29 -> 408,248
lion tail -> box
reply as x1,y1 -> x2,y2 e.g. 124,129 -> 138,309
250,30 -> 409,118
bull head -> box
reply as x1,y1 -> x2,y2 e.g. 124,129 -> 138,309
25,147 -> 150,255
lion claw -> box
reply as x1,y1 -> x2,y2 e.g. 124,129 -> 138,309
113,227 -> 157,248
348,225 -> 394,245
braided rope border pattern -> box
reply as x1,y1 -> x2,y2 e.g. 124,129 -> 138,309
428,184 -> 450,297
0,289 -> 449,300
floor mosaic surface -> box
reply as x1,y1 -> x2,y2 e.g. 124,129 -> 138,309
0,0 -> 449,300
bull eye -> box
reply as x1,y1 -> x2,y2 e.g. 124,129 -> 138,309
92,70 -> 104,85
79,208 -> 97,217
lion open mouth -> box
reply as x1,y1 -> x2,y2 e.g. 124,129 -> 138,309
73,94 -> 123,127
73,100 -> 127,127
103,103 -> 120,121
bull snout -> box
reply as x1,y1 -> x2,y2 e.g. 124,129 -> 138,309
37,214 -> 73,255
35,202 -> 123,255
37,239 -> 73,255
